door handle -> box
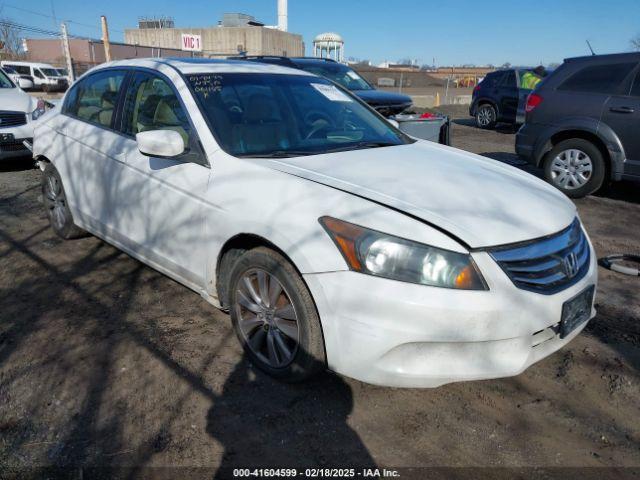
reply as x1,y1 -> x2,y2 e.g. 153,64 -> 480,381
609,106 -> 635,114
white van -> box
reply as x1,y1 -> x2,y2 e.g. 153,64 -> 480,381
0,61 -> 68,92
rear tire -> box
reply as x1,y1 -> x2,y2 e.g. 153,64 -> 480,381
543,139 -> 605,198
475,103 -> 497,129
228,247 -> 326,382
42,163 -> 86,239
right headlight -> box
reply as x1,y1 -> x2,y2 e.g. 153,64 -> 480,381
320,216 -> 487,290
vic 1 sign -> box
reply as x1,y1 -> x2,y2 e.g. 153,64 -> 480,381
181,34 -> 202,52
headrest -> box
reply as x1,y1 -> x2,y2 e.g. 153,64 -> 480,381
244,93 -> 279,123
101,90 -> 118,108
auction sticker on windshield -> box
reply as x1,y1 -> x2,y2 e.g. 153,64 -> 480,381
311,83 -> 352,102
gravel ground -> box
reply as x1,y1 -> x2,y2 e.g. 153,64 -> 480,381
1,109 -> 639,479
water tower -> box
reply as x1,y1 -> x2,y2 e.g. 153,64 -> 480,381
313,32 -> 344,62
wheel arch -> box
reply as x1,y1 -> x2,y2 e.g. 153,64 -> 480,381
215,233 -> 304,309
476,98 -> 499,114
214,232 -> 329,366
34,154 -> 51,171
534,121 -> 626,181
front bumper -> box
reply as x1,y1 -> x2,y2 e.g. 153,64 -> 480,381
304,243 -> 597,388
0,123 -> 34,160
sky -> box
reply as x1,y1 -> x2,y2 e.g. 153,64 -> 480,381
7,0 -> 640,66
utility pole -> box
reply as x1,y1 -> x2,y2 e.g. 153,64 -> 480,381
60,22 -> 75,82
101,15 -> 112,62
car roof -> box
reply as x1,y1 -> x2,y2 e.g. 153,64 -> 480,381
564,51 -> 640,63
95,57 -> 315,77
1,61 -> 56,68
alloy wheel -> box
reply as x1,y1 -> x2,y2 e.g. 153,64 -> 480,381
44,174 -> 67,231
477,106 -> 494,127
550,149 -> 593,190
234,268 -> 300,368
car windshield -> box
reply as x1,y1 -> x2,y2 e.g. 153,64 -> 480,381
297,63 -> 373,91
57,69 -> 67,76
41,68 -> 60,77
0,70 -> 15,88
187,73 -> 410,158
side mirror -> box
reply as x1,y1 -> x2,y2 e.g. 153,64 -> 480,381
387,118 -> 400,129
136,130 -> 185,158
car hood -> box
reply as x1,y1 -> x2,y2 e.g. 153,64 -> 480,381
0,87 -> 35,113
352,89 -> 412,107
263,141 -> 576,249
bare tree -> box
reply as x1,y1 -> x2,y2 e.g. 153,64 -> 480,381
632,35 -> 640,51
0,18 -> 25,60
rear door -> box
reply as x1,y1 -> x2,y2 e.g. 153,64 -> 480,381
59,69 -> 129,231
496,70 -> 519,123
602,66 -> 640,177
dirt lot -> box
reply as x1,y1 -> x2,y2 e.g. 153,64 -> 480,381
1,107 -> 639,479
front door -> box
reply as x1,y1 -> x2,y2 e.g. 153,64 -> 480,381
116,71 -> 211,288
601,68 -> 640,177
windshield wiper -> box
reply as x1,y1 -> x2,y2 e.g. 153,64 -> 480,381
323,141 -> 400,153
238,150 -> 315,158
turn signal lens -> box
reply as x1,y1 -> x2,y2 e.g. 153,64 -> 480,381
319,216 -> 365,270
319,216 -> 487,290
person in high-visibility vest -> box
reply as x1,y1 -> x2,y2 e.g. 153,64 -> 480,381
521,66 -> 546,90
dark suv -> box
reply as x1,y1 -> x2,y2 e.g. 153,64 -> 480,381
234,56 -> 413,116
516,52 -> 640,198
470,68 -> 533,129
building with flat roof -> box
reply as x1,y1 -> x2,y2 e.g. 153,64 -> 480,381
124,9 -> 303,58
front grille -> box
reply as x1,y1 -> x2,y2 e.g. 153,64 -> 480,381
489,219 -> 590,294
0,140 -> 30,152
0,111 -> 27,128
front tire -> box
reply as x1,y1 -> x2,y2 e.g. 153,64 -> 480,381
42,164 -> 85,239
543,139 -> 605,198
475,103 -> 497,129
228,247 -> 326,382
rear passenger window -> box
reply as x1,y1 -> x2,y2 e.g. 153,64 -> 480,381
483,72 -> 502,87
122,73 -> 192,146
499,70 -> 516,88
64,70 -> 125,128
558,63 -> 636,94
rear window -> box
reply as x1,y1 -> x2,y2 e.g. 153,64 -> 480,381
558,62 -> 636,94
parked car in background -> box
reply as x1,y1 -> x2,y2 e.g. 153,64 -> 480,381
470,68 -> 537,129
234,56 -> 451,145
0,61 -> 68,92
0,68 -> 47,161
33,58 -> 596,387
517,52 -> 640,198
55,67 -> 71,85
2,66 -> 34,90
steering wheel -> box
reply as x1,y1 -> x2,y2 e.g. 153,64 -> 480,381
303,110 -> 334,140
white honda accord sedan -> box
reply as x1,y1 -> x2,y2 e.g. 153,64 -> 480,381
32,59 -> 597,387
